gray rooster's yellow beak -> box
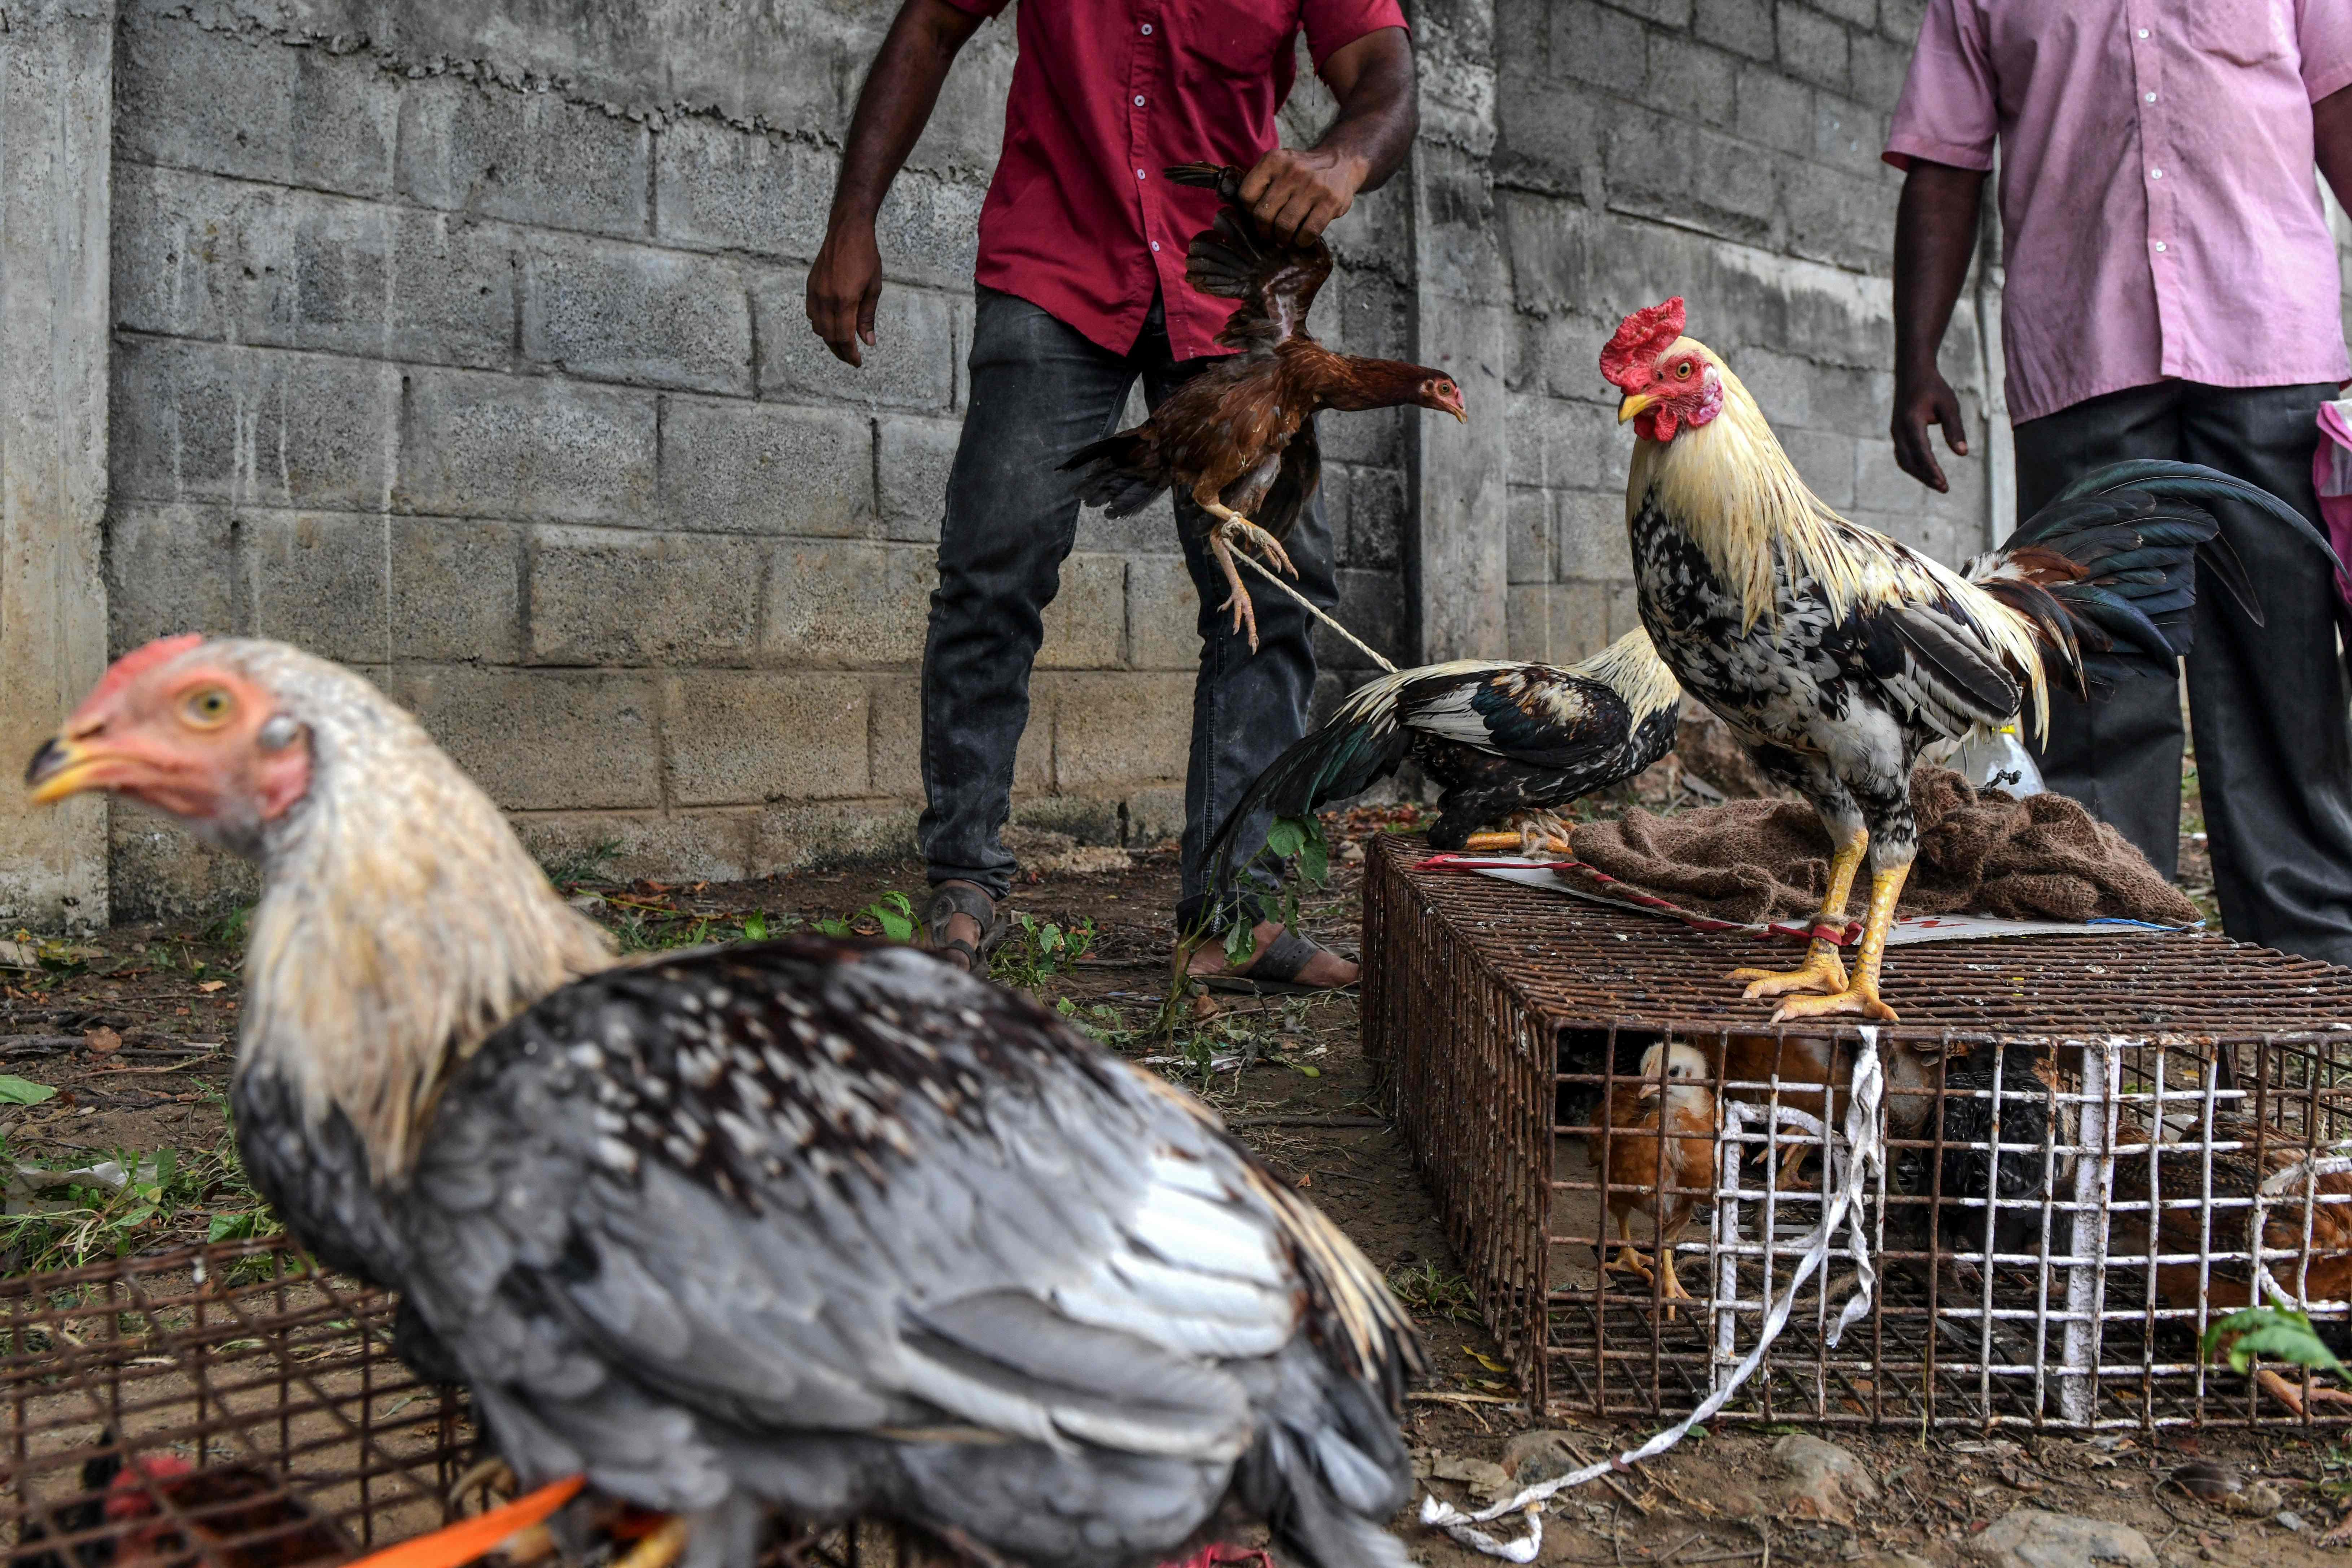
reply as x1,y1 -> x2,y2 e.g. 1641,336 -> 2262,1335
1617,392 -> 1657,425
25,735 -> 103,805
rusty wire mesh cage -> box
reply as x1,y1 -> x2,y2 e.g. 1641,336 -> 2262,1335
1,1240 -> 911,1568
1361,834 -> 2352,1432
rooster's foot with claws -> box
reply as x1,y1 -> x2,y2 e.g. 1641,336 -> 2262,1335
1767,977 -> 1898,1024
1510,809 -> 1574,857
1217,517 -> 1297,578
1730,946 -> 1848,1001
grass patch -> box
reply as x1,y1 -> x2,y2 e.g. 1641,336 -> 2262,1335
1386,1262 -> 1481,1324
2,1093 -> 265,1275
541,838 -> 625,888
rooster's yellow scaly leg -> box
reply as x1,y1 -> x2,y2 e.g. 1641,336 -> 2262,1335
1202,522 -> 1263,652
612,1516 -> 692,1568
1657,1223 -> 1693,1320
1201,501 -> 1298,579
1770,862 -> 1910,1023
1603,1209 -> 1654,1284
1731,827 -> 1866,1000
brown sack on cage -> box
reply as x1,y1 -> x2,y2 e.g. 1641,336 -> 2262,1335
1566,766 -> 2199,929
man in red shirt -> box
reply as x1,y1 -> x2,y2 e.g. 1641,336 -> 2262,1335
808,0 -> 1414,986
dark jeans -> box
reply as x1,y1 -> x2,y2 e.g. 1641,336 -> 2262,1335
2015,379 -> 2352,965
918,287 -> 1333,931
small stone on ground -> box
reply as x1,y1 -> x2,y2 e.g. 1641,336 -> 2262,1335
1965,1507 -> 2156,1567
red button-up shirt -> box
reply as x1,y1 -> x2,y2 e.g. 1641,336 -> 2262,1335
943,0 -> 1408,362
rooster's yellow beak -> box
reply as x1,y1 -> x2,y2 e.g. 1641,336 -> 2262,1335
25,736 -> 105,804
1617,393 -> 1657,425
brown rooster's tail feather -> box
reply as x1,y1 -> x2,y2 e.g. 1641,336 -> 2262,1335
1060,429 -> 1170,517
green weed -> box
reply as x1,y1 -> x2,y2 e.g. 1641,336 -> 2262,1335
203,903 -> 254,947
991,913 -> 1096,990
2203,1304 -> 2346,1378
1386,1263 -> 1481,1324
815,892 -> 918,944
2,1089 -> 265,1275
541,838 -> 625,888
0,1075 -> 56,1106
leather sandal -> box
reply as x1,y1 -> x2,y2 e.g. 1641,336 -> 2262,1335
1195,928 -> 1356,996
924,882 -> 1008,974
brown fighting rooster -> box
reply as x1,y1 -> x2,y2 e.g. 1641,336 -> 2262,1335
1587,1043 -> 1717,1315
1062,163 -> 1465,651
1603,297 -> 2334,1023
26,636 -> 1425,1568
14,1445 -> 343,1568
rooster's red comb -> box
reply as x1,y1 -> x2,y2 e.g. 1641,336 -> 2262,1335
74,635 -> 205,721
1600,298 -> 1686,392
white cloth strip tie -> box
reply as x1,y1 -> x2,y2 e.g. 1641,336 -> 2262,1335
1420,1031 -> 1885,1562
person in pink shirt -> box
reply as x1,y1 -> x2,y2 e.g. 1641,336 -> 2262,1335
1886,0 -> 2352,965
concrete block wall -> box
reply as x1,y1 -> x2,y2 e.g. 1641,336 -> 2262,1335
1491,0 -> 2003,666
101,0 -> 1413,916
40,0 -> 2327,920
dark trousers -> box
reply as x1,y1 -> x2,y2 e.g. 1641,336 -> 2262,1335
2015,379 -> 2352,965
918,287 -> 1333,930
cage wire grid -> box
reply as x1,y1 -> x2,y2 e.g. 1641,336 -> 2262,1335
1361,833 -> 2352,1431
0,1240 -> 913,1568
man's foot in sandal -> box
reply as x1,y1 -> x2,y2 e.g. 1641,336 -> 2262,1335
1186,921 -> 1358,995
925,881 -> 1007,974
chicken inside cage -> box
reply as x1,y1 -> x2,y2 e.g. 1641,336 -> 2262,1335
1544,1027 -> 2352,1428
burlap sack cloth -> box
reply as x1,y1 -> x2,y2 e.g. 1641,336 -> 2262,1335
1566,768 -> 2200,928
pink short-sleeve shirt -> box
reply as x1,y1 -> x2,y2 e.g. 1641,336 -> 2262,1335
1886,0 -> 2352,424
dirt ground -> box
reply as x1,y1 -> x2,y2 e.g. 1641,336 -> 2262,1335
5,778 -> 2342,1568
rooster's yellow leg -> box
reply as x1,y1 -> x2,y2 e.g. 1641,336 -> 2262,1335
1201,501 -> 1298,578
1658,1223 -> 1693,1320
1203,524 -> 1263,652
612,1516 -> 692,1568
1769,862 -> 1911,1023
1731,827 -> 1867,999
1512,808 -> 1573,856
1603,1210 -> 1654,1283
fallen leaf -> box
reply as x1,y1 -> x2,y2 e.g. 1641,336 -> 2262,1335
0,1075 -> 57,1106
84,1027 -> 121,1056
1462,1345 -> 1512,1374
1425,1452 -> 1514,1501
196,979 -> 227,993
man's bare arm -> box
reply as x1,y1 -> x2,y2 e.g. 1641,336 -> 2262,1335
1241,27 -> 1416,245
1890,158 -> 1988,493
806,0 -> 984,366
2316,82 -> 2352,216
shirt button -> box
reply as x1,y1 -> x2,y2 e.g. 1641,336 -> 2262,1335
2154,241 -> 2168,252
2150,167 -> 2163,179
1137,169 -> 1147,179
1134,95 -> 1146,106
2145,91 -> 2157,102
2137,26 -> 2149,37
1140,21 -> 1152,33
1151,241 -> 1162,252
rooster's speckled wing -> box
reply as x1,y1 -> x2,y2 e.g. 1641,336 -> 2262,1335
324,940 -> 1416,1568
